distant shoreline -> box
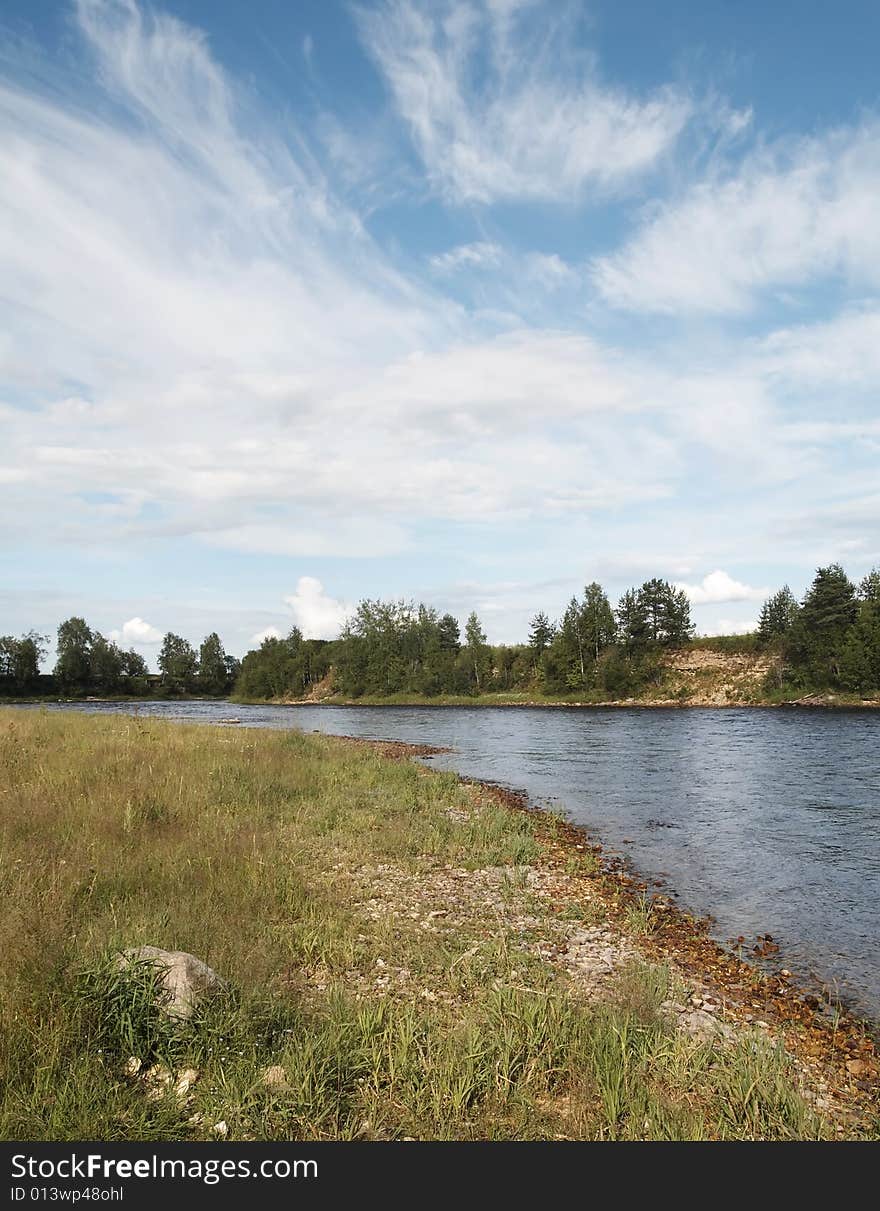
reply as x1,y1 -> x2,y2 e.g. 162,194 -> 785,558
5,693 -> 880,710
241,694 -> 880,711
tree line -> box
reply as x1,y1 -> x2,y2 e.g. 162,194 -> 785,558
3,564 -> 879,700
0,618 -> 240,697
236,578 -> 695,700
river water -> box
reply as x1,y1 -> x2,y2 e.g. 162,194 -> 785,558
14,700 -> 880,1018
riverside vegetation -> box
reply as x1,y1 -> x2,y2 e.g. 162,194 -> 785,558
1,708 -> 877,1141
3,564 -> 880,706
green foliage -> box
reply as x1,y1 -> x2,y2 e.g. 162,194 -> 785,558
464,611 -> 490,692
89,633 -> 125,693
157,633 -> 198,693
122,649 -> 149,678
837,600 -> 880,693
785,565 -> 859,687
758,586 -> 800,644
0,631 -> 46,693
598,647 -> 662,698
330,602 -> 473,698
528,612 -> 554,669
236,629 -> 330,700
55,617 -> 94,689
542,585 -> 616,692
624,579 -> 693,649
198,632 -> 230,695
75,955 -> 181,1064
12,562 -> 880,705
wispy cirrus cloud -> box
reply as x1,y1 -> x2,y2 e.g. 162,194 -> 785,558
356,0 -> 691,205
592,122 -> 880,314
3,0 -> 880,653
429,241 -> 503,272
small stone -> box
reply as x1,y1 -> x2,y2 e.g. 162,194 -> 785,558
677,1009 -> 735,1044
174,1068 -> 199,1099
660,999 -> 687,1016
263,1064 -> 288,1088
212,1120 -> 228,1137
124,1056 -> 142,1078
845,1059 -> 871,1077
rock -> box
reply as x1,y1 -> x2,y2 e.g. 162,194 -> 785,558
117,946 -> 224,1019
845,1058 -> 872,1077
143,1064 -> 199,1103
175,1068 -> 199,1099
660,999 -> 688,1017
212,1120 -> 228,1138
677,1008 -> 735,1044
262,1065 -> 288,1089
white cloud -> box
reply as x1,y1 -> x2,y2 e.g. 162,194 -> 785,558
358,0 -> 690,204
108,616 -> 163,645
283,577 -> 351,640
592,122 -> 880,313
676,570 -> 768,606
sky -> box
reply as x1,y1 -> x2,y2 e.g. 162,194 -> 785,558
2,0 -> 880,664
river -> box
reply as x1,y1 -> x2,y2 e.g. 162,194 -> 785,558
14,699 -> 880,1019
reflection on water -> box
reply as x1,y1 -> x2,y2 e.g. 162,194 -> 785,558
15,700 -> 880,1018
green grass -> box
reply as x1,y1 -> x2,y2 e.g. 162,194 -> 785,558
0,709 -> 850,1140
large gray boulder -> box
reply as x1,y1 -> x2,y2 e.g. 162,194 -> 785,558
118,946 -> 224,1019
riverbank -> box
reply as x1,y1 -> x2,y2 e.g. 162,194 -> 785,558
237,648 -> 880,709
1,709 -> 877,1139
256,692 -> 880,709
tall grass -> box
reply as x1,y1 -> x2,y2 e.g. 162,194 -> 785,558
0,709 -> 837,1140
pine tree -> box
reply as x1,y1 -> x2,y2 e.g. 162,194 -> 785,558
616,588 -> 649,649
757,586 -> 800,642
527,612 -> 554,666
859,569 -> 880,603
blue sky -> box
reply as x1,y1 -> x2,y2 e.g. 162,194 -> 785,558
2,0 -> 880,663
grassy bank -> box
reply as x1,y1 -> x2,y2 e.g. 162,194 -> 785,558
1,708 -> 876,1140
